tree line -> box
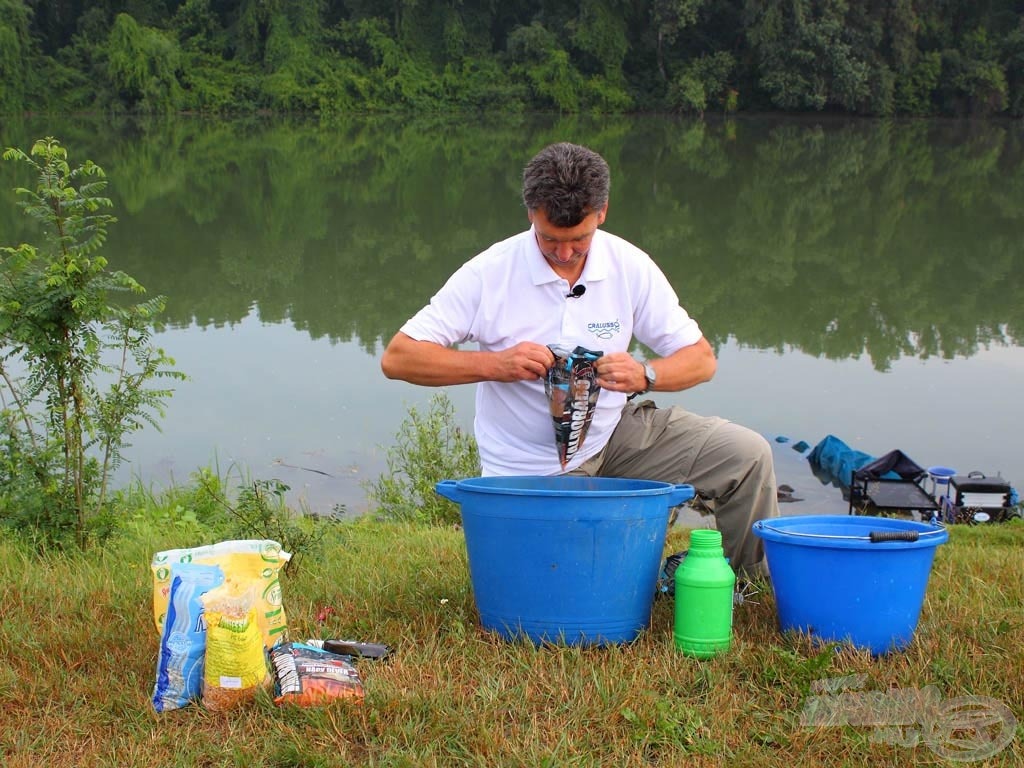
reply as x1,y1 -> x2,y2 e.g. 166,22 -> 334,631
1,0 -> 1022,117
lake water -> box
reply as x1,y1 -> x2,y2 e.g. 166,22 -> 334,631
1,114 -> 1022,516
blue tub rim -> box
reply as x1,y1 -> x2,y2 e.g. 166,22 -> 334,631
753,514 -> 948,551
436,475 -> 694,501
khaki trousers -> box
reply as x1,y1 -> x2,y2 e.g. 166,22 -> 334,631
570,399 -> 780,577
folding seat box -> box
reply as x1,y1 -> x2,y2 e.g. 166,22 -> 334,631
943,472 -> 1013,523
949,472 -> 1010,507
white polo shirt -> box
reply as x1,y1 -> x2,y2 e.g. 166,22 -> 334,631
400,227 -> 703,476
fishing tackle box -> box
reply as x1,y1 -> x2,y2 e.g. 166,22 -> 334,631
941,472 -> 1014,523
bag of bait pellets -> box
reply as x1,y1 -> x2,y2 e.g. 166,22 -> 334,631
201,584 -> 273,711
151,539 -> 290,649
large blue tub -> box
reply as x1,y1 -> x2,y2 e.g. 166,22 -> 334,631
435,476 -> 695,645
753,515 -> 948,654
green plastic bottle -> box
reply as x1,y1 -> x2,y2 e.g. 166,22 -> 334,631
673,529 -> 736,658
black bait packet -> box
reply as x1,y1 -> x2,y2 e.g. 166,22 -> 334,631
545,345 -> 603,469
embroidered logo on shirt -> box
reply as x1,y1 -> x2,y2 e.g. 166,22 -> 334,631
587,319 -> 621,340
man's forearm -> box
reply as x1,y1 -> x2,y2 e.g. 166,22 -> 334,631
381,334 -> 496,386
650,337 -> 717,392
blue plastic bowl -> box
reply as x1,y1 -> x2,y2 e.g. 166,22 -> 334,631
436,476 -> 694,645
753,515 -> 948,654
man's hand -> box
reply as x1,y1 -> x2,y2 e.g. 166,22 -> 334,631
595,352 -> 646,393
493,341 -> 556,382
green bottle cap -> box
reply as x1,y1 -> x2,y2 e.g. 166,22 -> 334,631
688,528 -> 724,556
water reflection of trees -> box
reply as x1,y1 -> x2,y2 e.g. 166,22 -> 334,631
1,115 -> 1021,369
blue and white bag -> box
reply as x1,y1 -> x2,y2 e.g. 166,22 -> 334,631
152,562 -> 224,712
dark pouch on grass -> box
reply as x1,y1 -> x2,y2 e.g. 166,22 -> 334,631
270,642 -> 364,706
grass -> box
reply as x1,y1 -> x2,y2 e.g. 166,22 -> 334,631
1,505 -> 1022,767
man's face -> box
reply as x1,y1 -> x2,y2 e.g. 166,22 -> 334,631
529,205 -> 608,269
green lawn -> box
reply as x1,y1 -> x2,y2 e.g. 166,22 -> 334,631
1,515 -> 1021,767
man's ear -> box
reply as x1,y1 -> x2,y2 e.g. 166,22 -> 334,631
596,202 -> 609,226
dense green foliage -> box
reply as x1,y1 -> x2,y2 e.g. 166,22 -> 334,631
1,0 -> 1022,116
0,138 -> 184,548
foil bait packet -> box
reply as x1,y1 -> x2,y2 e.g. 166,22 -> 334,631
545,345 -> 603,469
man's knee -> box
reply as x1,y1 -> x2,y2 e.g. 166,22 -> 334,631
708,423 -> 775,478
744,429 -> 775,475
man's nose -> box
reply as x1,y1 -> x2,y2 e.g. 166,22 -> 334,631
556,241 -> 575,259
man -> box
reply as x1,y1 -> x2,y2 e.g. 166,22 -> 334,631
381,142 -> 778,576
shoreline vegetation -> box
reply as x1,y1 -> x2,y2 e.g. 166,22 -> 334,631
1,2 -> 1023,119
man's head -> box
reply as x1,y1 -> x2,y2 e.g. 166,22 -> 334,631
522,143 -> 611,228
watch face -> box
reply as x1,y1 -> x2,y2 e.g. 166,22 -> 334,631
644,364 -> 656,390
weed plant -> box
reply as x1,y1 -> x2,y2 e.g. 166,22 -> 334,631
0,138 -> 183,549
365,392 -> 480,526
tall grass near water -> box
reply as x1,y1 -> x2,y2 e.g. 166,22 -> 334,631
1,507 -> 1021,767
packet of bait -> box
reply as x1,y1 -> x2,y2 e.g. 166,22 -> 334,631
545,345 -> 603,468
270,642 -> 365,706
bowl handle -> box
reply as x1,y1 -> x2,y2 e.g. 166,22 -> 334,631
667,483 -> 696,508
434,479 -> 462,503
869,530 -> 919,543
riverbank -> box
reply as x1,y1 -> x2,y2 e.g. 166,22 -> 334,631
1,485 -> 1021,766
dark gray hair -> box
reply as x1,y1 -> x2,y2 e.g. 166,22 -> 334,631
522,143 -> 611,227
